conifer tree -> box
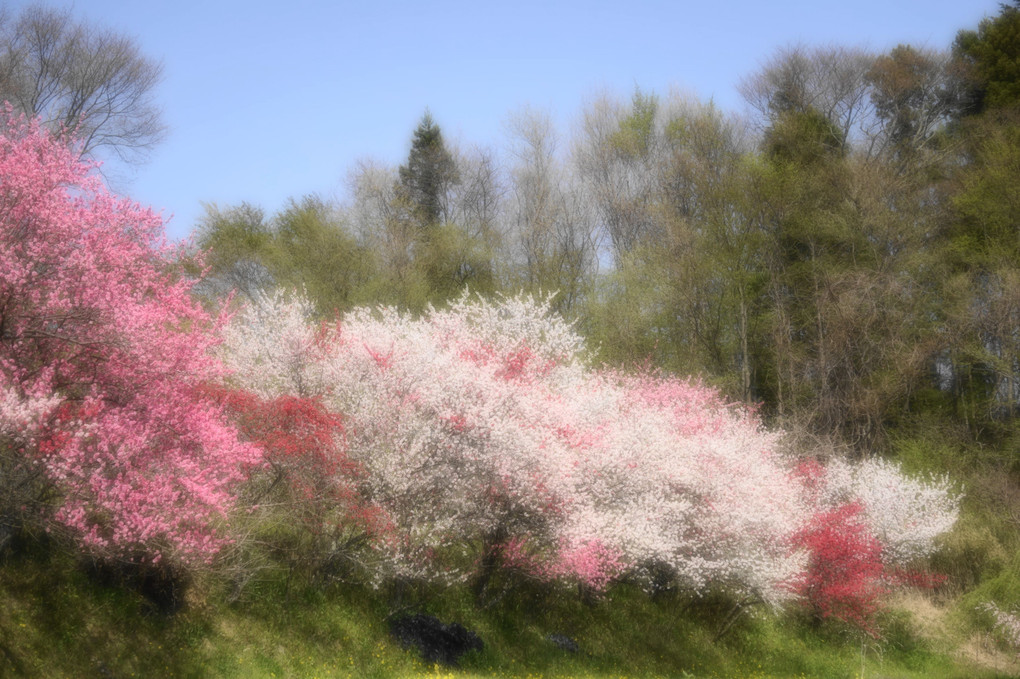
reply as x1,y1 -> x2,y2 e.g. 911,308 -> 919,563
398,110 -> 459,231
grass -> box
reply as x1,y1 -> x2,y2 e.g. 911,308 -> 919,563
1,536 -> 1017,679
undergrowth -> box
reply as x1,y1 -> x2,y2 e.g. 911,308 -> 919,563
1,534 -> 1014,679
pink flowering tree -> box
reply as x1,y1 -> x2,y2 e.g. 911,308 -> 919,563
570,371 -> 810,605
0,112 -> 259,568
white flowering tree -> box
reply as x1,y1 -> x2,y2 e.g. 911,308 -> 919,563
818,458 -> 959,566
220,291 -> 959,614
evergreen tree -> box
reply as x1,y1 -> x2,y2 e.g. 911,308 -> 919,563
955,1 -> 1020,113
398,110 -> 460,231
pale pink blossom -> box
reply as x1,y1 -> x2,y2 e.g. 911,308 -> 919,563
224,292 -> 810,601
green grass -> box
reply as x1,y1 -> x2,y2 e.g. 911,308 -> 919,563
5,427 -> 1020,679
1,537 -> 1016,679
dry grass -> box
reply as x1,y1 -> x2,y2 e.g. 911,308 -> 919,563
890,591 -> 951,642
957,633 -> 1019,676
890,590 -> 1020,678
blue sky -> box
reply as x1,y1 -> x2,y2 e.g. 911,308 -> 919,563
8,0 -> 1003,240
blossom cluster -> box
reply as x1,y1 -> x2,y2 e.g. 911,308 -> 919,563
221,290 -> 960,607
792,501 -> 886,632
0,112 -> 259,565
983,602 -> 1020,656
814,457 -> 959,565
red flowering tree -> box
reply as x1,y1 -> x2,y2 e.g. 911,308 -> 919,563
792,502 -> 886,634
201,385 -> 391,582
0,111 -> 259,567
789,457 -> 958,634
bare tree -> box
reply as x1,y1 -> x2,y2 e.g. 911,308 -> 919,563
447,145 -> 506,247
506,107 -> 599,311
739,44 -> 877,153
346,158 -> 415,275
866,45 -> 970,162
0,5 -> 166,165
574,91 -> 664,260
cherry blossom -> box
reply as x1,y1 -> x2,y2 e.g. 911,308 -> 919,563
223,292 -> 809,601
0,111 -> 259,564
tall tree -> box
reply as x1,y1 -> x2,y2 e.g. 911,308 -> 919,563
506,107 -> 598,312
586,97 -> 766,400
446,145 -> 505,250
575,90 -> 662,261
939,109 -> 1020,436
866,45 -> 969,161
196,197 -> 378,314
347,158 -> 424,304
397,110 -> 459,231
749,99 -> 942,449
0,4 -> 166,166
954,1 -> 1020,113
739,45 -> 877,154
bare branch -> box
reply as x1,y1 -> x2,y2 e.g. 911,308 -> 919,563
0,5 -> 166,166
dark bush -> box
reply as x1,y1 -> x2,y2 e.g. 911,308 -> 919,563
81,558 -> 191,615
388,613 -> 483,667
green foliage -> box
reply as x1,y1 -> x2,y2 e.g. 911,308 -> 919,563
892,432 -> 1020,601
610,89 -> 658,159
265,196 -> 377,314
417,222 -> 497,306
955,2 -> 1020,112
196,196 -> 383,315
960,549 -> 1020,626
582,249 -> 674,372
195,201 -> 274,300
933,519 -> 1009,594
763,108 -> 846,164
949,110 -> 1020,268
935,109 -> 1020,439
